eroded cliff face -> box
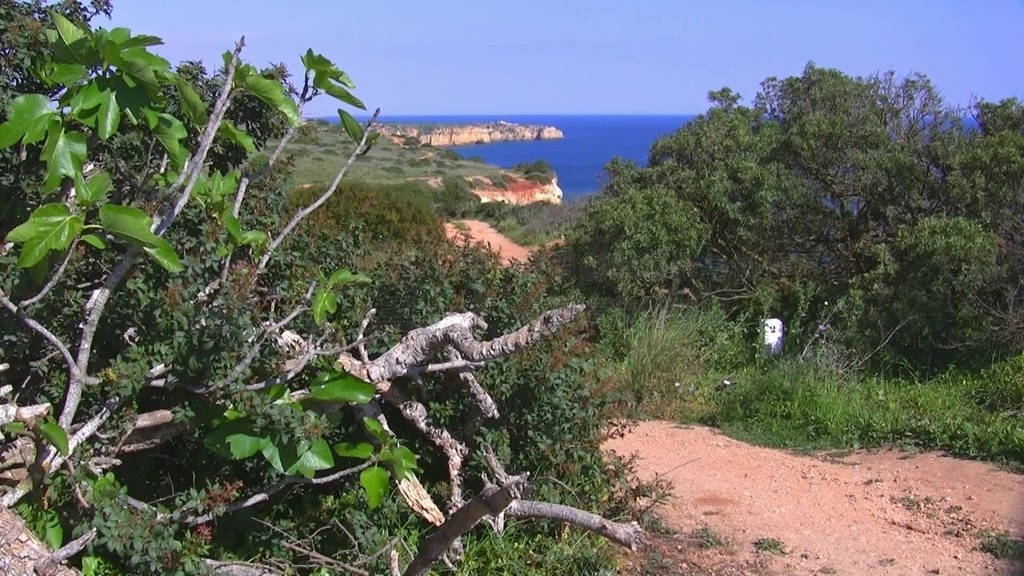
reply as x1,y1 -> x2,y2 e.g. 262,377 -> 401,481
380,121 -> 564,146
465,174 -> 563,205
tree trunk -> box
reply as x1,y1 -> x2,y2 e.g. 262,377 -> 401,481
0,507 -> 80,576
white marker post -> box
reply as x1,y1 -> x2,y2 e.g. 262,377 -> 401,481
762,318 -> 784,356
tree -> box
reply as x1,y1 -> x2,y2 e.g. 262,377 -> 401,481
565,62 -> 1024,372
0,9 -> 642,576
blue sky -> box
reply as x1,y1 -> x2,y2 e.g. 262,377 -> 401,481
105,0 -> 1023,116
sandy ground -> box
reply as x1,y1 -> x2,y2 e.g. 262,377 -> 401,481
444,219 -> 533,265
605,421 -> 1024,576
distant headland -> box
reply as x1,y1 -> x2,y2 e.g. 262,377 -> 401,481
377,120 -> 564,147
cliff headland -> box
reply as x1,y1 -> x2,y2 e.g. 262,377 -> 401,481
378,120 -> 564,146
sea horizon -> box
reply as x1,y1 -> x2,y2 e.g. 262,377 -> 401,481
315,113 -> 697,199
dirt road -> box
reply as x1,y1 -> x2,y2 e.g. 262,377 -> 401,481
444,219 -> 532,265
605,421 -> 1024,576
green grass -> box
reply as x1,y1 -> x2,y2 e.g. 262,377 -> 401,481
978,529 -> 1024,561
600,305 -> 1024,468
272,123 -> 506,187
454,524 -> 617,576
753,537 -> 787,555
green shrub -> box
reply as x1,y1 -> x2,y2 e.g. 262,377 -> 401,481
290,180 -> 445,248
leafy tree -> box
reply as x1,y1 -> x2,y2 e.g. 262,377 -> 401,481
565,62 -> 1024,372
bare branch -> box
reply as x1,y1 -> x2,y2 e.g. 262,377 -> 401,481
446,349 -> 498,419
380,384 -> 468,514
203,559 -> 283,576
256,109 -> 381,275
356,308 -> 376,363
42,527 -> 97,567
504,500 -> 646,551
402,472 -> 530,576
0,401 -> 50,426
182,461 -> 372,526
279,541 -> 369,576
213,282 -> 316,391
0,289 -> 80,384
18,239 -> 79,309
155,37 -> 245,236
341,303 -> 585,384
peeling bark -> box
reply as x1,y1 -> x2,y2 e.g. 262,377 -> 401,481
0,507 -> 80,576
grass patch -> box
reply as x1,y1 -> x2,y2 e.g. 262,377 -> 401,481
692,525 -> 726,549
599,305 -> 1024,468
753,537 -> 786,555
270,123 -> 505,187
978,529 -> 1024,561
467,199 -> 589,247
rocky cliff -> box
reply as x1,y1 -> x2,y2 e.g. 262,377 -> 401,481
380,121 -> 564,147
465,173 -> 563,205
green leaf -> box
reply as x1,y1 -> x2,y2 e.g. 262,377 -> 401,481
309,371 -> 374,403
148,111 -> 187,166
244,74 -> 301,126
359,466 -> 390,509
239,230 -> 267,246
286,438 -> 334,478
81,556 -> 100,576
226,433 -> 267,459
96,89 -> 120,140
175,77 -> 208,126
389,446 -> 419,479
319,81 -> 365,110
80,171 -> 112,206
0,94 -> 55,149
328,268 -> 371,287
40,124 -> 87,191
218,119 -> 255,153
98,204 -> 158,246
339,110 -> 364,144
222,210 -> 243,242
69,81 -> 105,119
3,422 -> 28,435
311,287 -> 335,325
51,12 -> 87,47
334,442 -> 375,459
143,238 -> 184,273
362,417 -> 390,443
39,422 -> 69,457
302,49 -> 356,89
6,203 -> 83,269
80,234 -> 107,250
43,511 -> 63,550
261,441 -> 284,474
120,55 -> 159,93
48,63 -> 86,86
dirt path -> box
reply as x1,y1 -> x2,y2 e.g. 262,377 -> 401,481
605,421 -> 1024,576
444,219 -> 532,265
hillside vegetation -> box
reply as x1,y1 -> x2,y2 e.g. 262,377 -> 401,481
1,2 -> 1023,575
556,65 -> 1024,471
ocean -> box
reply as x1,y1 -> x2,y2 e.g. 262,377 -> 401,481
353,114 -> 698,200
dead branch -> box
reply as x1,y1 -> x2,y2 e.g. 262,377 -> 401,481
504,500 -> 646,551
402,471 -> 530,576
379,385 -> 468,514
202,561 -> 283,576
339,303 -> 586,383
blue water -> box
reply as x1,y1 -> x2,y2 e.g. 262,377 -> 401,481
345,114 -> 697,199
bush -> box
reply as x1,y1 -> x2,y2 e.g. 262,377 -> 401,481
512,160 -> 556,185
290,180 -> 445,248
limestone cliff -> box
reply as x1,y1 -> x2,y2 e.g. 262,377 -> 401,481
465,173 -> 563,205
380,121 -> 564,147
